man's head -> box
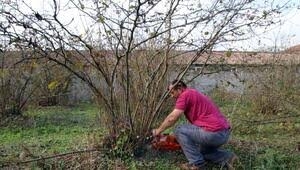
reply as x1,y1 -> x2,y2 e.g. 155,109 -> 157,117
168,79 -> 187,98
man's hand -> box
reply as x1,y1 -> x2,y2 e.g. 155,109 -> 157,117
152,128 -> 161,136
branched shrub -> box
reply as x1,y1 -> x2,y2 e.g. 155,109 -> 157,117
0,52 -> 39,117
245,64 -> 300,115
34,61 -> 73,107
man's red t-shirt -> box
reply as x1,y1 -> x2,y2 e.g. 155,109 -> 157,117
175,88 -> 230,132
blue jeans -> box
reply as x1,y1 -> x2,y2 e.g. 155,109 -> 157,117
174,124 -> 232,165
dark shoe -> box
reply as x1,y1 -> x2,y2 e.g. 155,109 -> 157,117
179,163 -> 206,170
224,153 -> 238,170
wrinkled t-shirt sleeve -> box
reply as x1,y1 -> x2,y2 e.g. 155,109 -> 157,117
175,93 -> 186,110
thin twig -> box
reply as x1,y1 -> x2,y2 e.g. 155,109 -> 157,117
0,148 -> 107,168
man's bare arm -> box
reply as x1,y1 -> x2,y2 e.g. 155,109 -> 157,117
153,109 -> 184,135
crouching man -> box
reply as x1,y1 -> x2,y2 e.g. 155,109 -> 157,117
153,80 -> 237,170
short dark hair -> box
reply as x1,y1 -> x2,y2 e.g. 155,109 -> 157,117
170,79 -> 187,90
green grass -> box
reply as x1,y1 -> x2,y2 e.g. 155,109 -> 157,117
0,103 -> 104,165
1,98 -> 300,169
211,89 -> 300,169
